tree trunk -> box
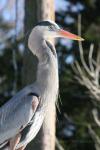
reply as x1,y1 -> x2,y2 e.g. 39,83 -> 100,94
23,0 -> 55,150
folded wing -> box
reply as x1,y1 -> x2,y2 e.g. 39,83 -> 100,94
0,89 -> 39,145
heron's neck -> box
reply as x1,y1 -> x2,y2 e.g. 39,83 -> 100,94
36,41 -> 59,95
29,33 -> 58,93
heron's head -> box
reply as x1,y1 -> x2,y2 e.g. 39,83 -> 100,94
28,20 -> 84,56
33,20 -> 84,41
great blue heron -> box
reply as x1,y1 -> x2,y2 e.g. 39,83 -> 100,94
0,20 -> 84,150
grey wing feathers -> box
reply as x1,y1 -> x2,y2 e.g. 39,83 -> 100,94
0,87 -> 39,145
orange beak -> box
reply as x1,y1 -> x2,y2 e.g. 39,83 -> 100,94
58,29 -> 84,41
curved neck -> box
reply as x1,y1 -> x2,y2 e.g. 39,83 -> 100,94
36,49 -> 58,95
28,32 -> 59,100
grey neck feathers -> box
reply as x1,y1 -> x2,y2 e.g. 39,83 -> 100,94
36,41 -> 58,97
28,30 -> 58,96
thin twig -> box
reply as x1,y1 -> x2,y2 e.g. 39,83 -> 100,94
92,109 -> 100,127
88,125 -> 100,150
56,138 -> 65,150
95,45 -> 100,86
89,43 -> 94,73
78,15 -> 92,77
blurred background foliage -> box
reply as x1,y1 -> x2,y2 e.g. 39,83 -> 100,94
0,0 -> 100,149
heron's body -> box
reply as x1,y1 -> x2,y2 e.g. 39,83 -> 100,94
0,20 -> 83,150
0,36 -> 58,149
17,39 -> 59,148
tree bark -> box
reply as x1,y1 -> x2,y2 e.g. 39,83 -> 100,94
23,0 -> 55,150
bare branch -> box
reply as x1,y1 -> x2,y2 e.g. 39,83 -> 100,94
56,138 -> 64,150
78,15 -> 92,77
92,109 -> 100,127
72,16 -> 100,149
88,125 -> 100,150
72,14 -> 100,102
89,44 -> 94,72
95,45 -> 100,86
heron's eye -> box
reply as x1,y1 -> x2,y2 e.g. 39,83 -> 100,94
49,25 -> 54,31
49,25 -> 60,31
